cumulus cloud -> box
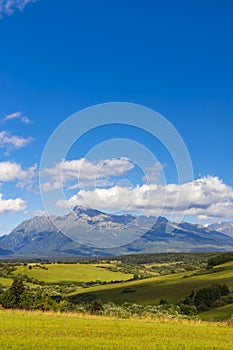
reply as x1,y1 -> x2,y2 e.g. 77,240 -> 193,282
57,176 -> 233,220
0,0 -> 38,18
0,193 -> 26,213
0,131 -> 33,155
40,181 -> 62,192
142,162 -> 166,184
3,111 -> 32,124
0,161 -> 37,188
41,157 -> 134,192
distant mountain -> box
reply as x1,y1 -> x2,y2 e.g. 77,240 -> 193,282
1,206 -> 233,258
0,245 -> 13,256
208,222 -> 233,238
0,214 -> 112,257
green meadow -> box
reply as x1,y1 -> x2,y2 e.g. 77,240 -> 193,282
1,255 -> 233,321
70,261 -> 233,306
199,303 -> 233,321
0,310 -> 232,350
0,277 -> 12,287
14,263 -> 133,284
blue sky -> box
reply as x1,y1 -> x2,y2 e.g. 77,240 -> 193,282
0,0 -> 233,234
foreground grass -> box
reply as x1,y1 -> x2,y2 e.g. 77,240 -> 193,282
0,310 -> 233,349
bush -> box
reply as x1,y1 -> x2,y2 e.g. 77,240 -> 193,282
207,252 -> 233,268
180,283 -> 231,312
121,287 -> 136,294
0,290 -> 16,308
179,303 -> 197,315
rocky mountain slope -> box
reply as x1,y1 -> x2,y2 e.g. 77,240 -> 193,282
209,222 -> 233,238
1,206 -> 233,257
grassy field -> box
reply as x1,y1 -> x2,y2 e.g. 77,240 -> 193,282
0,310 -> 233,350
199,303 -> 233,321
14,263 -> 133,284
0,277 -> 12,287
2,259 -> 233,322
70,261 -> 233,306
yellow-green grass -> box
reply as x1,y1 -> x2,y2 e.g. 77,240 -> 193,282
144,262 -> 181,268
199,303 -> 233,321
218,260 -> 233,269
0,277 -> 12,287
71,262 -> 233,305
0,310 -> 233,350
15,263 -> 133,284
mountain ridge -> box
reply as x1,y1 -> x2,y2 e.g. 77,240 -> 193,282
208,222 -> 233,238
1,206 -> 233,257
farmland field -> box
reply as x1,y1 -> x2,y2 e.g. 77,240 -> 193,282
0,310 -> 233,350
69,261 -> 233,306
0,277 -> 12,287
14,263 -> 133,284
1,255 -> 233,322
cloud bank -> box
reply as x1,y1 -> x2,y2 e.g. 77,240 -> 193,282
41,157 -> 134,192
57,176 -> 233,220
41,157 -> 233,221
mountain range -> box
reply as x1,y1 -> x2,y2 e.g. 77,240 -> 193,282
208,222 -> 233,238
1,206 -> 233,258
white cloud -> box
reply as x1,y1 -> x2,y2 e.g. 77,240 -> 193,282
3,111 -> 32,124
0,193 -> 26,214
3,112 -> 21,121
57,176 -> 233,220
30,210 -> 47,217
21,116 -> 31,124
40,181 -> 62,192
41,157 -> 134,192
0,0 -> 38,18
67,178 -> 114,190
142,162 -> 165,184
0,131 -> 33,154
0,161 -> 37,188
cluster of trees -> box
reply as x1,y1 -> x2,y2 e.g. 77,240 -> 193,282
207,252 -> 233,268
0,278 -> 63,311
179,283 -> 233,314
1,277 -> 233,320
115,252 -> 211,265
0,263 -> 16,278
0,278 -> 190,319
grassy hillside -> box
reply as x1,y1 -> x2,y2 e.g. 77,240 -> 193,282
0,310 -> 233,350
70,261 -> 233,306
199,303 -> 233,321
1,255 -> 233,322
14,263 -> 133,284
0,277 -> 12,287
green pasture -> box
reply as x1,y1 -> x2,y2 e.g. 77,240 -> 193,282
14,263 -> 133,284
0,277 -> 12,287
72,262 -> 233,305
199,303 -> 233,321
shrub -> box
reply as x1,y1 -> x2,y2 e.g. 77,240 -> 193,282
121,287 -> 136,294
